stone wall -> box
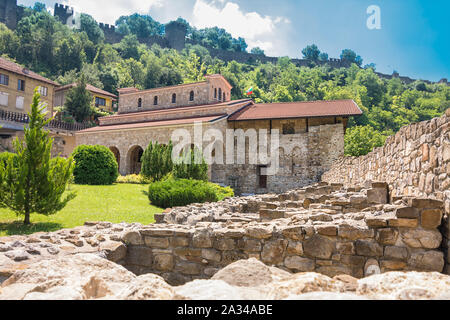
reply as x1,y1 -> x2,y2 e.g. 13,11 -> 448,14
120,182 -> 445,285
322,108 -> 450,274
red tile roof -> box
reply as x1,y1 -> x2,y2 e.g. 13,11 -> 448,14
103,99 -> 252,120
228,99 -> 363,121
77,115 -> 225,133
0,57 -> 58,86
55,83 -> 117,99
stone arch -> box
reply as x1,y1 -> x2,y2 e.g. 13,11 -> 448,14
127,145 -> 144,174
109,146 -> 120,171
189,90 -> 194,101
172,93 -> 176,103
137,98 -> 142,108
218,88 -> 222,101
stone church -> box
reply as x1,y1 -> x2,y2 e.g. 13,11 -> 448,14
76,74 -> 362,194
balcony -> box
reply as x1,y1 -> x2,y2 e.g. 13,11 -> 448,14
0,109 -> 94,132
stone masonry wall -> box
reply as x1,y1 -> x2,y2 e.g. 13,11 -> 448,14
322,109 -> 450,274
121,182 -> 445,285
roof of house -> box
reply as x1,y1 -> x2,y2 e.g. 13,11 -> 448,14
0,57 -> 58,86
77,115 -> 225,133
228,99 -> 363,121
55,83 -> 117,99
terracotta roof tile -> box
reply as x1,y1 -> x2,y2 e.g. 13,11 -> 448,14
0,57 -> 58,86
77,115 -> 224,133
228,99 -> 363,121
55,83 -> 117,99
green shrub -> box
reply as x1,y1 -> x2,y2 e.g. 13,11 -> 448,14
173,147 -> 208,181
148,178 -> 234,209
0,152 -> 15,167
141,141 -> 173,181
116,174 -> 150,184
344,125 -> 386,156
72,145 -> 118,185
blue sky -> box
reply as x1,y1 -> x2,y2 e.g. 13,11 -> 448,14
19,0 -> 450,82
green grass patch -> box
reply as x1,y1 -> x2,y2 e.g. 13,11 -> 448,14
0,184 -> 162,236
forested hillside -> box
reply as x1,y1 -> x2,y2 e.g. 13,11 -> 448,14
0,4 -> 448,156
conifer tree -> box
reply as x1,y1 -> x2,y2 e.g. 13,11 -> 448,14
173,146 -> 208,181
64,74 -> 93,122
0,89 -> 76,225
141,141 -> 173,181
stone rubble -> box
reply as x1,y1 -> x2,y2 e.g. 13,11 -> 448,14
1,254 -> 449,300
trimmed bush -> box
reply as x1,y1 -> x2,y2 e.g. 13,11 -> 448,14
148,178 -> 234,209
72,145 -> 118,185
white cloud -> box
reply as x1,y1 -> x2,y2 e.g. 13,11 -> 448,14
192,0 -> 289,51
60,0 -> 164,25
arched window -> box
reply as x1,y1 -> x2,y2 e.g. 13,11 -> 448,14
137,98 -> 142,108
218,88 -> 222,101
153,96 -> 158,105
172,93 -> 176,103
189,91 -> 194,102
223,92 -> 226,101
214,88 -> 217,99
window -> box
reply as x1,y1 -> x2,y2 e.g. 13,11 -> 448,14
0,74 -> 9,86
172,93 -> 176,103
189,91 -> 194,102
218,88 -> 222,101
17,79 -> 25,91
95,97 -> 106,107
41,102 -> 48,114
137,98 -> 142,108
0,92 -> 8,106
16,96 -> 24,109
153,96 -> 158,105
257,165 -> 267,189
214,88 -> 217,99
38,86 -> 48,96
223,92 -> 226,101
282,122 -> 295,134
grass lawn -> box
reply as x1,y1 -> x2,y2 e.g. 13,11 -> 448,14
0,184 -> 162,237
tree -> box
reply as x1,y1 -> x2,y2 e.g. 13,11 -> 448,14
302,44 -> 320,60
340,49 -> 363,66
80,13 -> 104,44
0,89 -> 76,224
173,147 -> 208,181
141,141 -> 173,181
344,125 -> 385,156
318,52 -> 328,62
64,75 -> 93,122
251,47 -> 265,55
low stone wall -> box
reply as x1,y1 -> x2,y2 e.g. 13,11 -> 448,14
121,183 -> 445,285
322,109 -> 450,274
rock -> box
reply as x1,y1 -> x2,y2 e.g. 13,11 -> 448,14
121,230 -> 144,246
395,207 -> 419,219
401,229 -> 442,249
5,250 -> 30,262
284,256 -> 315,271
211,258 -> 290,287
338,224 -> 374,240
384,246 -> 408,260
100,241 -> 127,262
375,228 -> 399,245
267,273 -> 345,300
364,259 -> 380,277
116,274 -> 174,300
0,254 -> 135,300
408,251 -> 444,272
192,229 -> 213,248
261,240 -> 287,264
285,291 -> 367,300
303,234 -> 334,259
144,237 -> 170,249
244,225 -> 274,239
357,272 -> 450,299
355,240 -> 383,257
420,209 -> 443,229
47,247 -> 60,255
174,279 -> 262,300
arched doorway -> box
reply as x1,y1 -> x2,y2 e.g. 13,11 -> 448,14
127,145 -> 144,174
109,147 -> 120,171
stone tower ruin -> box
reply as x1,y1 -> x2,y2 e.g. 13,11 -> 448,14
0,0 -> 17,30
164,21 -> 187,51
